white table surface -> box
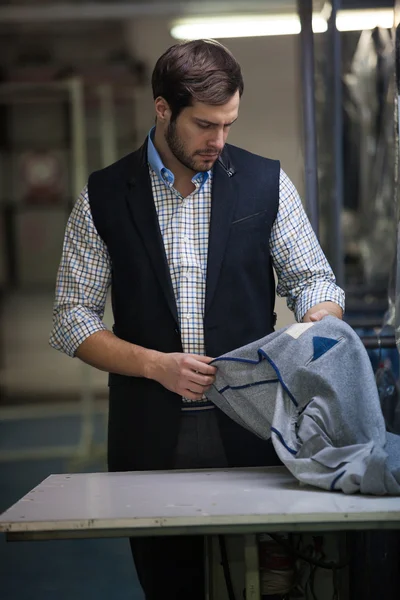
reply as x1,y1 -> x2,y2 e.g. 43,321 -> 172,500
1,467 -> 400,540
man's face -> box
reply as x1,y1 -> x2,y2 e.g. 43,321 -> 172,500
164,91 -> 240,173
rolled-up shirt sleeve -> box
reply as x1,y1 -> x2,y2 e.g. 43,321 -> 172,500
49,186 -> 112,357
271,170 -> 345,322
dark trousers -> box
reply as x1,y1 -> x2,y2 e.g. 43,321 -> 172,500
130,409 -> 279,600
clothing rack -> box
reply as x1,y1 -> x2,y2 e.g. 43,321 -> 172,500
359,335 -> 397,350
350,329 -> 400,600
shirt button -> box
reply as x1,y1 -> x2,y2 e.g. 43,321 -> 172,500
185,314 -> 190,320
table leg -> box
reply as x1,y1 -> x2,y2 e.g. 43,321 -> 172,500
244,534 -> 260,600
205,535 -> 215,600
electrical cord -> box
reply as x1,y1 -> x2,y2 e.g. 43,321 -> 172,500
332,567 -> 340,600
218,533 -> 346,600
268,533 -> 350,570
309,566 -> 319,600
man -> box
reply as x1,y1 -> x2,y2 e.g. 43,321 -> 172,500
50,39 -> 344,599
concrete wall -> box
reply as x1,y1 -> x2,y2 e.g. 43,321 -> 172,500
125,19 -> 305,195
125,18 -> 305,329
2,22 -> 309,395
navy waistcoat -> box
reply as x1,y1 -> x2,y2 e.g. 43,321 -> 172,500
88,139 -> 280,471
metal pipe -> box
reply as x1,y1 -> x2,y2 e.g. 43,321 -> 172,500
330,0 -> 345,288
359,335 -> 396,350
68,77 -> 97,461
97,84 -> 118,168
297,0 -> 320,236
69,76 -> 87,197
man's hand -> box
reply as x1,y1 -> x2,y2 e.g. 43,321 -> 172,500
302,301 -> 343,323
148,353 -> 217,401
308,308 -> 330,322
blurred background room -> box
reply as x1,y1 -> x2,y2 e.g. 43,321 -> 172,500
0,0 -> 400,598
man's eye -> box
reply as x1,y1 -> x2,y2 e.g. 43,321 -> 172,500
198,123 -> 210,129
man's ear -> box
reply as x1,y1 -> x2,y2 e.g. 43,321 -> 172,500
155,96 -> 171,123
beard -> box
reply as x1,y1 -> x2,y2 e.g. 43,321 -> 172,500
165,120 -> 220,173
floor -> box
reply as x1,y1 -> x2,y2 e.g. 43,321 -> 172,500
0,415 -> 144,600
0,458 -> 144,599
1,290 -> 399,599
0,291 -> 144,599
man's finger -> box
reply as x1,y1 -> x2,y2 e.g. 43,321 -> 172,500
184,388 -> 206,401
196,355 -> 215,363
190,361 -> 217,376
188,372 -> 215,386
309,309 -> 329,322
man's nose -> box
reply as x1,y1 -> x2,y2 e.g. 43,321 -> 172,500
209,129 -> 225,151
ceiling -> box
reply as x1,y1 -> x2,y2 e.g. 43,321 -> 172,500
0,1 -> 329,23
0,0 -> 392,24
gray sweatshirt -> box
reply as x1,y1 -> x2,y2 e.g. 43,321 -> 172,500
206,316 -> 400,495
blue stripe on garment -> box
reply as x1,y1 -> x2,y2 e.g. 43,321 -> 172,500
271,427 -> 297,455
218,378 -> 279,394
330,470 -> 346,491
212,350 -> 298,407
212,356 -> 263,365
257,349 -> 298,407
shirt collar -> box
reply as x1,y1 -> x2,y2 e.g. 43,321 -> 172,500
147,127 -> 210,190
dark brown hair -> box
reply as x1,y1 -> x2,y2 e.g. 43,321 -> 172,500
152,39 -> 244,120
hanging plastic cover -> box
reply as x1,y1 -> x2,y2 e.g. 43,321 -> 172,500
394,14 -> 400,352
344,29 -> 396,293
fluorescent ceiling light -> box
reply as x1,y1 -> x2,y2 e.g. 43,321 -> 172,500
171,15 -> 328,40
170,9 -> 394,40
336,9 -> 393,32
